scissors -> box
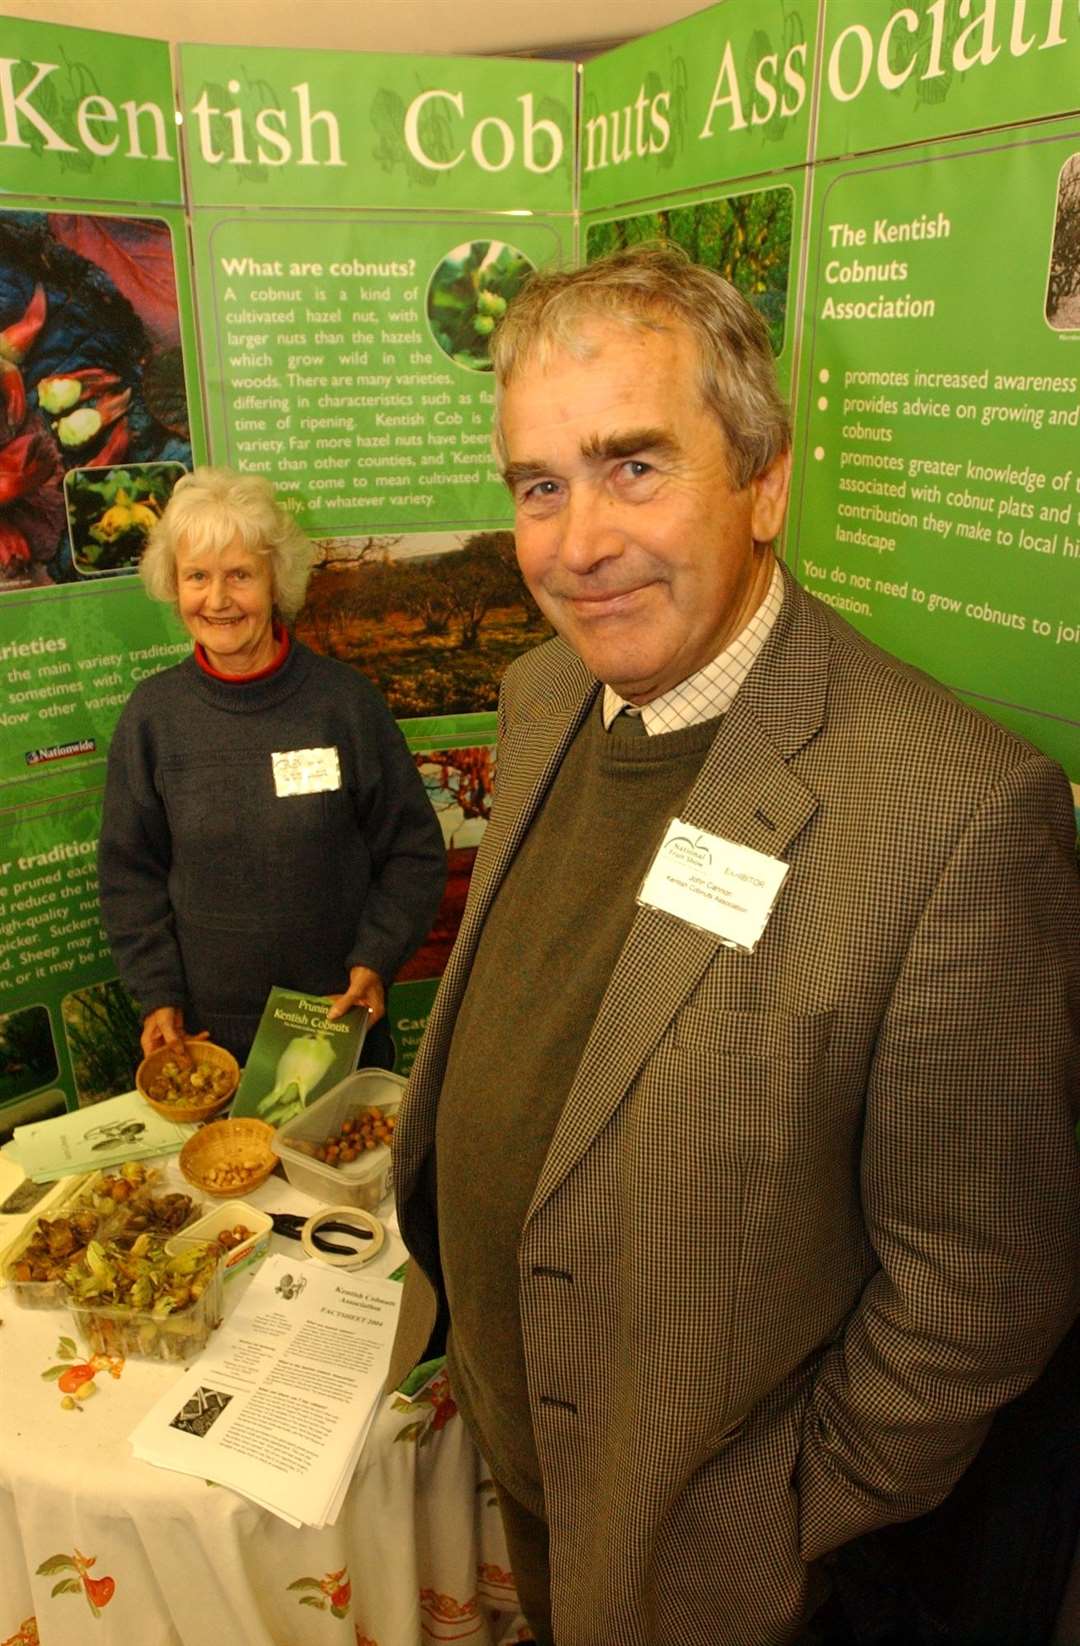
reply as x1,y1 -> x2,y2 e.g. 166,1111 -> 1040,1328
270,1211 -> 373,1256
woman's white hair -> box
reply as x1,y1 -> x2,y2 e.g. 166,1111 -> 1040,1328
140,467 -> 315,621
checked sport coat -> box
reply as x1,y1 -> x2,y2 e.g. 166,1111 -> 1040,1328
390,564 -> 1080,1646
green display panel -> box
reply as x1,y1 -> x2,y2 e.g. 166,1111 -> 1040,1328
816,0 -> 1080,162
580,0 -> 816,214
789,118 -> 1080,782
0,17 -> 181,204
178,44 -> 574,214
190,211 -> 569,534
387,978 -> 439,1081
0,580 -> 188,800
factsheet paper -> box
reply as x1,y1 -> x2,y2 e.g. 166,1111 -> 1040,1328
130,1252 -> 402,1526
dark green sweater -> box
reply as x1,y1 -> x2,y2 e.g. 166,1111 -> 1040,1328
436,699 -> 720,1512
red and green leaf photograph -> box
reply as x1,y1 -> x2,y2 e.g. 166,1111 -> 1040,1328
0,210 -> 192,591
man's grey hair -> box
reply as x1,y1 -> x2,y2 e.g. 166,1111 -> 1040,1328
491,242 -> 791,490
140,466 -> 315,621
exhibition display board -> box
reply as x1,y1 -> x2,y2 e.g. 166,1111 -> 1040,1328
178,42 -> 573,531
792,119 -> 1080,770
1,0 -> 1078,1123
580,0 -> 1080,778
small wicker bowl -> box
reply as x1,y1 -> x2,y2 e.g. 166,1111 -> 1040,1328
136,1039 -> 240,1125
179,1118 -> 278,1197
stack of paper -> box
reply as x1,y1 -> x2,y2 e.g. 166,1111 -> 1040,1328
4,1090 -> 197,1183
130,1252 -> 402,1527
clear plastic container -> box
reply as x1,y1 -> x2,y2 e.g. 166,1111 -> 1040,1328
66,1240 -> 224,1362
165,1199 -> 272,1280
272,1069 -> 405,1211
1,1173 -> 100,1310
2,1171 -> 201,1311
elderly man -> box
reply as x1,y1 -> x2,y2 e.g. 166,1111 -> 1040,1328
388,245 -> 1080,1646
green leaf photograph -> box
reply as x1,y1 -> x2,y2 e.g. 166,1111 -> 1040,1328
426,240 -> 536,372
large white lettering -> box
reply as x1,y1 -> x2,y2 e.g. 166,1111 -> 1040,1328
404,89 -> 564,174
0,57 -> 172,161
827,0 -> 1071,103
0,59 -> 76,151
699,39 -> 807,137
189,80 -> 342,168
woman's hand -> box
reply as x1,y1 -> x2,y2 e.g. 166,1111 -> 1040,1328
326,966 -> 385,1026
140,1006 -> 187,1058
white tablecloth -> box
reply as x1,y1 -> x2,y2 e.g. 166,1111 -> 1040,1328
0,1163 -> 527,1646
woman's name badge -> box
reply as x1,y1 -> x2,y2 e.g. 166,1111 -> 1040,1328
638,819 -> 789,953
272,746 -> 341,797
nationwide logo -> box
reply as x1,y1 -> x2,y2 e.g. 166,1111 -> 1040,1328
25,737 -> 96,766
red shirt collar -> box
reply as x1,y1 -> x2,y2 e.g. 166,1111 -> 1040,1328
194,622 -> 290,683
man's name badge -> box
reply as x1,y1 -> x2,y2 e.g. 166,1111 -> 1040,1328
637,819 -> 790,953
272,746 -> 342,797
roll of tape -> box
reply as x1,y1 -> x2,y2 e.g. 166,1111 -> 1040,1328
301,1206 -> 384,1267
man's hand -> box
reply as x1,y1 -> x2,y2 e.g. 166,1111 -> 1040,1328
327,965 -> 385,1026
140,1006 -> 186,1058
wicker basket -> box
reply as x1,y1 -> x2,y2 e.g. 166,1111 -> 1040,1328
179,1118 -> 278,1196
136,1040 -> 240,1125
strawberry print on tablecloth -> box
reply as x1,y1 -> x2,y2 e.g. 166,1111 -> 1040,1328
287,1568 -> 352,1619
1,1620 -> 38,1646
419,1587 -> 483,1641
391,1367 -> 458,1446
35,1550 -> 115,1616
41,1337 -> 124,1409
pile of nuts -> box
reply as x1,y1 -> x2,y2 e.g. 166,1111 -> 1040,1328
303,1107 -> 396,1168
201,1160 -> 270,1192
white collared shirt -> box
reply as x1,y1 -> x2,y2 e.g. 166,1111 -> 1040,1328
601,558 -> 784,734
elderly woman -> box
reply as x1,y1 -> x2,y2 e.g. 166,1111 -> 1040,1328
97,466 -> 446,1068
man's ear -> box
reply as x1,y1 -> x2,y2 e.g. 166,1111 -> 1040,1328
749,448 -> 791,544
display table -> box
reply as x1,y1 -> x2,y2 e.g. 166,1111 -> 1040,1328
0,1161 -> 527,1646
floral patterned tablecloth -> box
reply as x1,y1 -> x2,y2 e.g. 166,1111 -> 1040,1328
0,1170 -> 528,1646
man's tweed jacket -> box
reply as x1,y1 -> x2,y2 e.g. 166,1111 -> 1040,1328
389,566 -> 1080,1646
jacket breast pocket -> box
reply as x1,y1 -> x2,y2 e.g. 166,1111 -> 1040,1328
666,1005 -> 846,1169
672,1004 -> 834,1063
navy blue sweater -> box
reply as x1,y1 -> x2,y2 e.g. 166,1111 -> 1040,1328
98,642 -> 446,1058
